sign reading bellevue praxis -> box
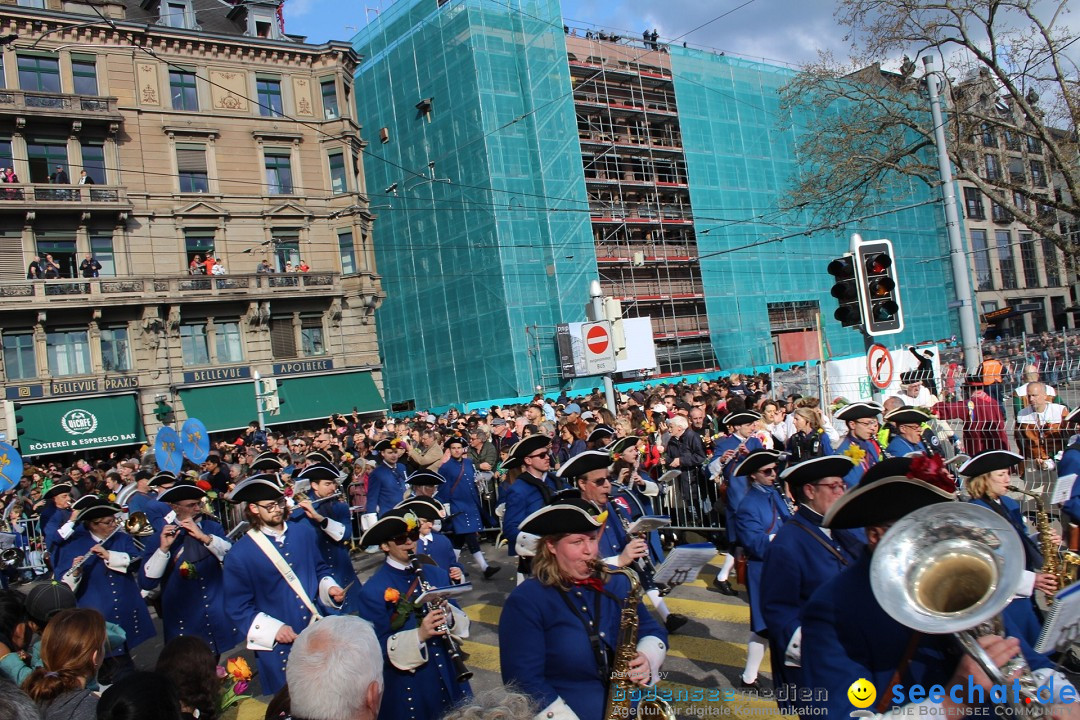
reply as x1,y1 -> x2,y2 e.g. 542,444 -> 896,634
182,367 -> 252,384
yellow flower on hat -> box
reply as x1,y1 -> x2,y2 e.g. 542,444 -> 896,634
402,512 -> 419,532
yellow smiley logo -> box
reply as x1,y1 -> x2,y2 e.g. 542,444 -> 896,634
847,678 -> 876,709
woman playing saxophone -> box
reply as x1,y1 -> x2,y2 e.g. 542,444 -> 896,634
498,499 -> 668,720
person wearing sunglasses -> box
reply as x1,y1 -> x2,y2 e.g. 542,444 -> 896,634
834,402 -> 885,489
357,509 -> 472,720
501,436 -> 571,584
730,449 -> 791,691
758,455 -> 863,711
222,475 -> 346,695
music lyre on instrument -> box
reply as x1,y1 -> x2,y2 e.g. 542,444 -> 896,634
407,551 -> 472,683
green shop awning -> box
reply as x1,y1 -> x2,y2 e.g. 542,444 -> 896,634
276,371 -> 384,424
179,382 -> 258,434
17,395 -> 146,457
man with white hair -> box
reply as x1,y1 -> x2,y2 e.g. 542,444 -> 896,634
287,615 -> 384,720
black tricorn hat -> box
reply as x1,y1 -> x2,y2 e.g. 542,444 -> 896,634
394,496 -> 444,521
605,436 -> 640,456
823,456 -> 956,529
295,463 -> 345,483
373,438 -> 405,453
555,450 -> 611,480
43,483 -> 73,499
149,471 -> 178,487
157,482 -> 207,504
359,512 -> 417,548
956,450 -> 1024,478
226,476 -> 284,504
407,470 -> 444,487
305,450 -> 335,466
835,402 -> 883,422
586,425 -> 616,444
723,411 -> 761,428
71,495 -> 103,511
519,502 -> 604,537
443,435 -> 468,450
731,449 -> 781,478
503,435 -> 552,470
249,452 -> 286,471
76,501 -> 122,524
779,456 -> 856,488
883,407 -> 932,426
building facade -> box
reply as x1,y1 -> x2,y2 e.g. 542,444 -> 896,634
0,0 -> 384,457
352,0 -> 959,411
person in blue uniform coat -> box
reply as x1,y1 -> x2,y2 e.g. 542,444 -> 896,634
362,439 -> 409,529
357,510 -> 472,720
499,501 -> 668,720
607,436 -> 662,517
123,470 -> 157,517
710,411 -> 762,597
959,449 -> 1059,652
142,471 -> 181,532
222,475 -> 346,695
801,456 -> 1075,717
288,462 -> 363,615
731,449 -> 791,690
759,455 -> 862,708
560,450 -> 689,635
45,493 -> 96,561
394,496 -> 464,582
883,407 -> 931,457
437,437 -> 499,580
139,482 -> 239,656
53,500 -> 155,668
501,435 -> 569,582
833,402 -> 885,488
37,483 -> 72,539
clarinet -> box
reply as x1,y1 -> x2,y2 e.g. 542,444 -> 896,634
407,551 -> 472,683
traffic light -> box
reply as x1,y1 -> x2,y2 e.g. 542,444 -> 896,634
153,400 -> 175,424
827,254 -> 863,328
259,377 -> 282,416
856,239 -> 904,336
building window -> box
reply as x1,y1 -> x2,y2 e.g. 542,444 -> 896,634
180,323 -> 210,366
269,317 -> 297,359
0,136 -> 13,173
1031,160 -> 1046,188
214,321 -> 244,363
970,230 -> 993,291
161,0 -> 194,28
17,55 -> 60,93
273,231 -> 300,271
90,233 -> 114,276
1013,191 -> 1029,214
1019,233 -> 1040,288
170,69 -> 198,111
328,150 -> 348,194
321,78 -> 338,119
3,332 -> 35,380
251,12 -> 279,38
1043,238 -> 1062,286
35,233 -> 77,278
991,200 -> 1011,223
176,143 -> 209,193
26,137 -> 68,183
301,317 -> 325,356
1052,296 -> 1068,330
337,229 -> 356,275
995,230 -> 1017,290
1027,135 -> 1042,154
16,0 -> 46,7
71,55 -> 98,95
984,154 -> 1000,181
100,327 -> 131,372
980,123 -> 996,148
184,229 -> 215,270
264,149 -> 293,195
81,141 -> 106,185
256,76 -> 283,117
964,187 -> 984,220
47,330 -> 91,376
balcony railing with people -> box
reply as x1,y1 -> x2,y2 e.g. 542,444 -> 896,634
0,184 -> 130,206
0,271 -> 343,304
0,90 -> 122,121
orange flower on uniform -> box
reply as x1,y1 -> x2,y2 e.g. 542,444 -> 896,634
384,587 -> 400,603
226,656 -> 252,682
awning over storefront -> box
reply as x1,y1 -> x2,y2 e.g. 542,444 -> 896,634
179,382 -> 257,434
17,394 -> 145,457
276,371 -> 384,424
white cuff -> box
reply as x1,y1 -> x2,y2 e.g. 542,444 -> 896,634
768,534 -> 776,542
319,576 -> 341,609
449,605 -> 470,640
603,555 -> 622,567
61,570 -> 81,591
58,521 -> 74,539
387,628 -> 429,671
361,513 -> 377,532
205,535 -> 231,563
144,549 -> 170,580
784,626 -> 801,667
636,634 -> 667,687
164,510 -> 177,525
105,551 -> 131,573
640,480 -> 659,497
1016,570 -> 1036,598
515,531 -> 539,558
534,697 -> 579,720
247,612 -> 284,652
322,518 -> 346,542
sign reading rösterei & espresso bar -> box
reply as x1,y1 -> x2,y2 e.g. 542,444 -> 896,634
272,359 -> 334,376
17,395 -> 146,456
182,366 -> 252,384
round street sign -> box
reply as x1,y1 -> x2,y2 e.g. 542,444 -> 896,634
586,324 -> 610,355
867,343 -> 894,390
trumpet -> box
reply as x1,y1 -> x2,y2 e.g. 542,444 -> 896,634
408,551 -> 472,683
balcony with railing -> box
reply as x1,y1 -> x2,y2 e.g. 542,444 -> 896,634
0,184 -> 132,213
0,271 -> 343,306
0,90 -> 123,124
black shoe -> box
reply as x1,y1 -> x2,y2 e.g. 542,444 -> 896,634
665,613 -> 688,633
738,678 -> 762,691
483,566 -> 501,580
713,578 -> 738,596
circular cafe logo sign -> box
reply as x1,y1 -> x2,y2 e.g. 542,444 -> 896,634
60,409 -> 98,436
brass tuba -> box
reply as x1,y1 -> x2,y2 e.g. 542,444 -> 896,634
124,512 -> 153,537
871,502 -> 1045,711
602,565 -> 675,720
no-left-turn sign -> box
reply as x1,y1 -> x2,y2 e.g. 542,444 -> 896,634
866,344 -> 893,390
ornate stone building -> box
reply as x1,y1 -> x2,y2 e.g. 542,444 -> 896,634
0,0 -> 384,457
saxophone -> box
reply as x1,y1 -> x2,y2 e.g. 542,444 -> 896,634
1007,485 -> 1080,596
601,565 -> 675,720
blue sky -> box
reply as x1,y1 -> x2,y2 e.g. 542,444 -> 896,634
282,0 -> 847,67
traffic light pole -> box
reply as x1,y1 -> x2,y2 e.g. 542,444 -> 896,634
924,56 -> 982,376
253,371 -> 266,431
589,281 -> 617,414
